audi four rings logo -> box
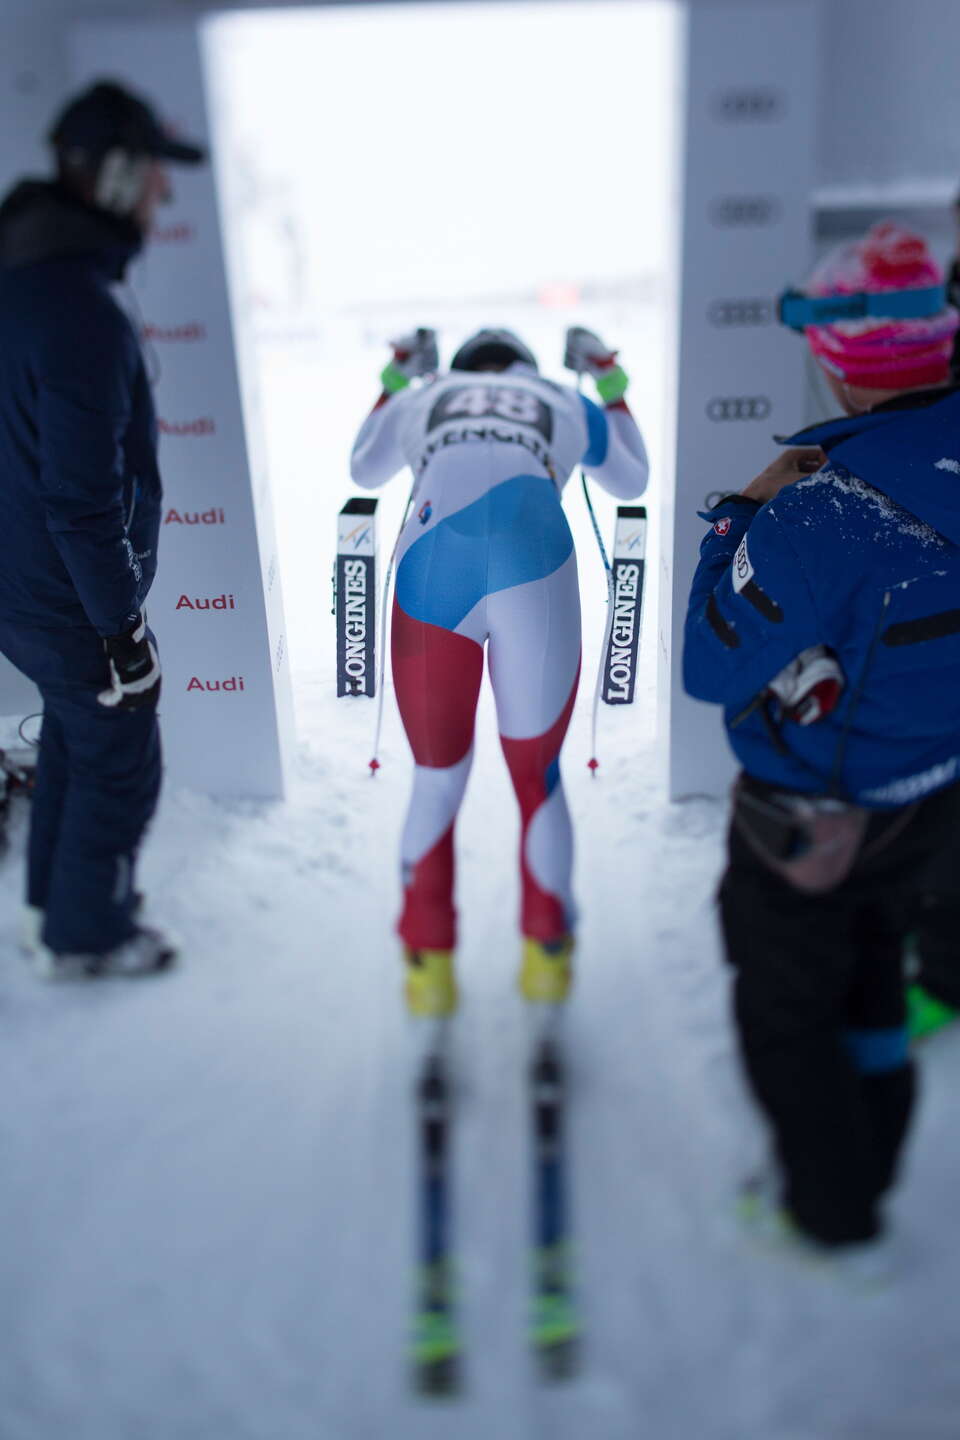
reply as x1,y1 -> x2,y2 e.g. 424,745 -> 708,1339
710,196 -> 781,227
706,397 -> 772,422
713,88 -> 785,122
708,299 -> 774,328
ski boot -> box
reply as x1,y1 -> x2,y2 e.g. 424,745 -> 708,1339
33,926 -> 178,981
519,934 -> 574,1005
21,894 -> 147,956
404,946 -> 458,1017
907,982 -> 959,1042
737,1172 -> 895,1289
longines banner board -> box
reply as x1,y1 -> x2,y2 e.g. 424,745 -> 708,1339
660,1 -> 819,799
336,498 -> 379,699
602,506 -> 647,707
69,19 -> 294,799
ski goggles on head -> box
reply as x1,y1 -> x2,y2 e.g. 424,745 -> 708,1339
777,283 -> 948,331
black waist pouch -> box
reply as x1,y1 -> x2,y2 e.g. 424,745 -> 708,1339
732,776 -> 869,894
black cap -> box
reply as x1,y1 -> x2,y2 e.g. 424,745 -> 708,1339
49,80 -> 205,165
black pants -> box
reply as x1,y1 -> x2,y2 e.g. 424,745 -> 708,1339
912,839 -> 960,1006
719,778 -> 960,1246
0,618 -> 161,955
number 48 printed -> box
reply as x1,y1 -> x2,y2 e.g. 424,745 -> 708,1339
428,385 -> 553,441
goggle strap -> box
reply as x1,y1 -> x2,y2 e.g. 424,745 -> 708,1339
778,284 -> 948,331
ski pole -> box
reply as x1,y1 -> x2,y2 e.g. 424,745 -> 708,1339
575,373 -> 616,777
369,486 -> 415,775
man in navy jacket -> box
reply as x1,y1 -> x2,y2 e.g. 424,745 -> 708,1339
684,223 -> 960,1262
0,82 -> 203,975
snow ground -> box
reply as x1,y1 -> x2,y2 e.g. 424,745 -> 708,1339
2,317 -> 960,1440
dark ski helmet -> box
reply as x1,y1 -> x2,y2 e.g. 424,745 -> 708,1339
450,328 -> 538,373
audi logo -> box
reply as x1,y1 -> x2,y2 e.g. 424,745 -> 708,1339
706,396 -> 772,422
713,88 -> 785,122
703,490 -> 728,510
708,299 -> 774,328
710,196 -> 781,227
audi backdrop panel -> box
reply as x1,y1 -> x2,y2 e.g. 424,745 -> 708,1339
69,17 -> 294,799
660,0 -> 818,800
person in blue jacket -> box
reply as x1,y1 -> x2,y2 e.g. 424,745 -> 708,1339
0,82 -> 204,976
683,222 -> 960,1265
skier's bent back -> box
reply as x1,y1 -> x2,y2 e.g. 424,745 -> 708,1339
350,327 -> 648,1015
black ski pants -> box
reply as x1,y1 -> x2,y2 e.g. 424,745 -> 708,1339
0,617 -> 161,955
912,837 -> 960,1007
719,777 -> 960,1247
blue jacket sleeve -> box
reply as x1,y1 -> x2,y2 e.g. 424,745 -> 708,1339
36,295 -> 144,637
683,498 -> 824,711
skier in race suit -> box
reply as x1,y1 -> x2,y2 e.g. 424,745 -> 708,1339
351,327 -> 648,1015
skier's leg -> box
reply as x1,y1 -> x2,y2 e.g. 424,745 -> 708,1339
488,548 -> 581,947
391,595 -> 484,952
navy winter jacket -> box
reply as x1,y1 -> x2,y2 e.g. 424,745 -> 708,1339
683,386 -> 960,808
0,181 -> 161,637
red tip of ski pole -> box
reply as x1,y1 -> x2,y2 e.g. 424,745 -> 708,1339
369,757 -> 381,776
587,757 -> 599,776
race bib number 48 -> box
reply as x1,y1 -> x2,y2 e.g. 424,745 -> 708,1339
428,384 -> 553,441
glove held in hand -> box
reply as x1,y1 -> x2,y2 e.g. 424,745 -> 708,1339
98,613 -> 161,711
766,645 -> 844,726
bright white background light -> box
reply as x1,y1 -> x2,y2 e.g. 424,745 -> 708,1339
204,0 -> 681,723
208,1 -> 679,308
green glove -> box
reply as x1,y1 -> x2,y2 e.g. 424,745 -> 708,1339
380,327 -> 439,395
594,364 -> 629,404
380,359 -> 411,394
563,326 -> 629,403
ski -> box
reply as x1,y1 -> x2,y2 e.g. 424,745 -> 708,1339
411,1025 -> 461,1396
529,1017 -> 580,1379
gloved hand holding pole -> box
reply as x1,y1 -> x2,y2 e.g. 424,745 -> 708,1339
381,327 -> 439,394
563,326 -> 630,404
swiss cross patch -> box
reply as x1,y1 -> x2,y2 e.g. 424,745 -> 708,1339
713,517 -> 732,537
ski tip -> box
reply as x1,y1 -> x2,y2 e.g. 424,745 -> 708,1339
369,757 -> 381,776
536,1335 -> 581,1383
587,757 -> 599,776
412,1353 -> 462,1399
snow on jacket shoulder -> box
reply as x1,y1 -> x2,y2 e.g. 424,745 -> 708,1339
0,181 -> 160,636
683,387 -> 960,807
